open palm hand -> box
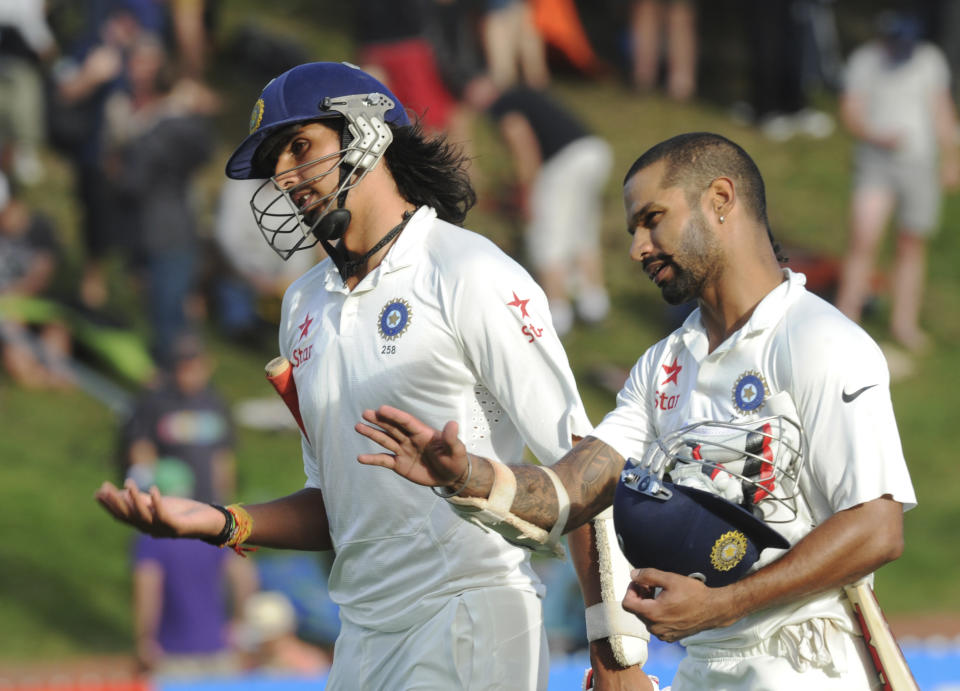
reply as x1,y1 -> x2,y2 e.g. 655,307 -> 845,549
355,405 -> 470,489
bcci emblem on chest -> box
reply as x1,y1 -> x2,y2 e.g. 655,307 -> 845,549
732,370 -> 768,413
378,298 -> 412,341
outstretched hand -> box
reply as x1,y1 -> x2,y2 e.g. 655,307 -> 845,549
355,406 -> 470,489
94,478 -> 223,539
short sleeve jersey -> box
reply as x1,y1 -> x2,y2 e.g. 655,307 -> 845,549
278,206 -> 592,631
592,270 -> 916,647
845,41 -> 951,161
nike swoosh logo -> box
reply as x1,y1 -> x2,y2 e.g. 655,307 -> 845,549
842,384 -> 877,403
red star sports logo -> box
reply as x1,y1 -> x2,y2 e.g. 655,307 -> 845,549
296,313 -> 313,343
507,291 -> 545,343
507,292 -> 531,319
661,358 -> 682,386
292,312 -> 315,367
654,357 -> 683,411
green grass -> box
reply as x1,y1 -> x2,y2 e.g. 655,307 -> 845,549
3,6 -> 960,663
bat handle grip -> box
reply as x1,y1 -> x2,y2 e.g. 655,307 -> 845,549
265,356 -> 309,441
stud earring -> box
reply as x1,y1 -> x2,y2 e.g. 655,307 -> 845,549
719,215 -> 725,224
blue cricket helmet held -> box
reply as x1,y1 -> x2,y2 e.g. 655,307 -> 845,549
612,409 -> 804,587
613,462 -> 790,588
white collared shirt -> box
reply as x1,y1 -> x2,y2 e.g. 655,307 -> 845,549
278,206 -> 592,631
593,269 -> 916,648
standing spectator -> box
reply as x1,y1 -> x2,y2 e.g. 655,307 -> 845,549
165,0 -> 217,80
739,0 -> 835,141
464,76 -> 613,336
132,457 -> 257,677
482,0 -> 550,89
120,333 -> 235,505
85,0 -> 217,81
103,32 -> 217,365
49,4 -> 142,309
627,0 -> 698,101
0,172 -> 72,389
353,0 -> 459,134
422,0 -> 486,98
834,10 -> 960,355
0,0 -> 58,184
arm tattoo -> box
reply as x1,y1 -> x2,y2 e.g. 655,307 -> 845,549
565,437 -> 624,527
512,465 -> 558,530
510,436 -> 624,532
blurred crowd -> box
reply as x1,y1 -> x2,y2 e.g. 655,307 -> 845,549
2,0 -> 959,677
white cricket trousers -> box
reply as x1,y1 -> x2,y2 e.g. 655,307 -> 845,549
671,620 -> 880,690
325,586 -> 549,691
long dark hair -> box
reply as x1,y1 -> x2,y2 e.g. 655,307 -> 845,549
251,117 -> 477,225
385,121 -> 476,225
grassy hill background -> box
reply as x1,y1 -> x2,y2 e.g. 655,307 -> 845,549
2,0 -> 958,663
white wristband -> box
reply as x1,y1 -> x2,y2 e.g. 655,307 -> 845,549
587,507 -> 649,667
585,601 -> 649,642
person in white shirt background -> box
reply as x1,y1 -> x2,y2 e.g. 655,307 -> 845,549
834,10 -> 960,360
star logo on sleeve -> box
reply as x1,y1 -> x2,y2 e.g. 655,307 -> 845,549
661,358 -> 682,386
296,313 -> 314,343
507,292 -> 531,319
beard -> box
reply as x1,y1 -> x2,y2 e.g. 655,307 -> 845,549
656,207 -> 723,305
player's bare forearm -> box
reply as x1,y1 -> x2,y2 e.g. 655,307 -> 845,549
356,407 -> 622,531
625,495 -> 904,641
245,488 -> 332,551
723,495 -> 904,619
568,521 -> 602,605
492,436 -> 622,531
95,480 -> 332,550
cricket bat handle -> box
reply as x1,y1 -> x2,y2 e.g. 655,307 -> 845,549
265,356 -> 309,442
844,581 -> 919,691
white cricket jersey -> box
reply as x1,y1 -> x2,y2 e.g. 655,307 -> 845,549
278,206 -> 592,632
593,269 -> 916,650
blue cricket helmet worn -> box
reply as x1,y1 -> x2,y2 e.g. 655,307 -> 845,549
225,61 -> 410,180
613,463 -> 790,587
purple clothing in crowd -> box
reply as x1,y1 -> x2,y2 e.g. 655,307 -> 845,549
133,534 -> 229,654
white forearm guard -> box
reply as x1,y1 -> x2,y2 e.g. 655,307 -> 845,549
446,459 -> 569,559
586,507 -> 649,668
